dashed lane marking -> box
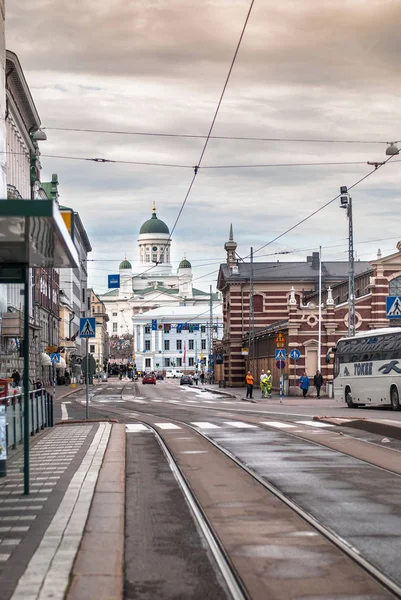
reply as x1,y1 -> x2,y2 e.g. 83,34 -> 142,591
125,424 -> 150,433
261,421 -> 297,429
190,422 -> 220,429
223,421 -> 258,428
154,423 -> 181,430
295,420 -> 334,428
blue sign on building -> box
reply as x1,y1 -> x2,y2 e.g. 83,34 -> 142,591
386,296 -> 401,319
108,274 -> 120,289
151,319 -> 158,331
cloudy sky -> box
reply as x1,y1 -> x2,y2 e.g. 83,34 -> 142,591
7,0 -> 401,292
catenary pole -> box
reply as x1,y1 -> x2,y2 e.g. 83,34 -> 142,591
249,247 -> 254,372
348,197 -> 356,336
318,246 -> 322,370
209,285 -> 213,383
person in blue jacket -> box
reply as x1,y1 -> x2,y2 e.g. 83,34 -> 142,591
299,371 -> 310,398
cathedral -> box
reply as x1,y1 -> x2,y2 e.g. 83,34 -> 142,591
99,204 -> 221,343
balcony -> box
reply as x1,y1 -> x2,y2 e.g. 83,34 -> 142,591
1,311 -> 24,337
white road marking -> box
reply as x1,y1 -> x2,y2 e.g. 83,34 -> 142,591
63,401 -> 72,404
224,421 -> 257,428
191,422 -> 220,429
155,423 -> 181,430
295,420 -> 334,428
126,424 -> 149,433
61,403 -> 68,420
261,421 -> 297,428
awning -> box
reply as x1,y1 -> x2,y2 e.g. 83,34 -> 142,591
41,352 -> 51,366
55,357 -> 67,369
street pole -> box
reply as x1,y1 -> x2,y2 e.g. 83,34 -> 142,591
318,245 -> 322,370
23,265 -> 30,495
85,337 -> 89,419
348,196 -> 356,337
209,285 -> 213,383
249,247 -> 254,372
293,357 -> 296,397
279,364 -> 283,404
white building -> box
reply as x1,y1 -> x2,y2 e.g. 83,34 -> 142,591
131,305 -> 222,373
99,204 -> 221,362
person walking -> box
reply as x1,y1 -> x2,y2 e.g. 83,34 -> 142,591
200,371 -> 205,385
246,371 -> 254,399
299,371 -> 310,398
260,369 -> 268,398
313,370 -> 324,399
193,371 -> 199,386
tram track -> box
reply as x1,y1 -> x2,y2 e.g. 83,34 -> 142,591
73,384 -> 401,598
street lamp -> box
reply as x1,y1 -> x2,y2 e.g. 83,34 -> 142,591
386,142 -> 399,156
340,186 -> 355,337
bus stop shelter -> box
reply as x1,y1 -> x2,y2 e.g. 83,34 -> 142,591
0,199 -> 79,494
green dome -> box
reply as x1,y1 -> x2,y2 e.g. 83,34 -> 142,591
119,258 -> 132,269
179,258 -> 192,269
139,210 -> 169,235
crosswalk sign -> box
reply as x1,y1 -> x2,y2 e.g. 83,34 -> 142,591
79,317 -> 96,338
275,348 -> 286,360
386,296 -> 401,319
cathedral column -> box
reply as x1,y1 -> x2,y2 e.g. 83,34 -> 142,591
151,329 -> 156,352
133,325 -> 138,352
158,328 -> 163,353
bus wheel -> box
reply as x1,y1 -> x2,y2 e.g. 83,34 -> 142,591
391,386 -> 400,411
346,388 -> 355,408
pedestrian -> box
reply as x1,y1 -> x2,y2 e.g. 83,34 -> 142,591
313,370 -> 324,399
12,370 -> 21,387
193,371 -> 199,385
260,370 -> 268,398
200,371 -> 205,385
246,371 -> 254,399
299,371 -> 310,398
266,369 -> 273,398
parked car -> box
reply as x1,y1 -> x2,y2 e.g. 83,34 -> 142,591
166,370 -> 184,379
143,372 -> 156,385
180,375 -> 193,386
156,372 -> 164,380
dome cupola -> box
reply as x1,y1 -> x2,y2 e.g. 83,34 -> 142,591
179,256 -> 192,269
139,204 -> 169,235
119,257 -> 132,270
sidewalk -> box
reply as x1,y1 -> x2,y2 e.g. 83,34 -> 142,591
204,383 -> 332,403
0,420 -> 125,600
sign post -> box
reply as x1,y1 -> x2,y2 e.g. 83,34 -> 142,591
289,349 -> 301,396
79,317 -> 96,419
0,405 -> 7,477
275,332 -> 286,403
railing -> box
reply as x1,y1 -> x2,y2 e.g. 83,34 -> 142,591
1,389 -> 54,451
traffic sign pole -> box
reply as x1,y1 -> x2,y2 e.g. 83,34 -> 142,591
279,363 -> 283,404
86,338 -> 89,419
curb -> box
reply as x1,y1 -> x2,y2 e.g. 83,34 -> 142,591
204,387 -> 237,399
314,416 -> 401,441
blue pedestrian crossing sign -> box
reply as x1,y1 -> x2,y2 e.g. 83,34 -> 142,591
386,296 -> 401,319
50,352 -> 60,364
289,349 -> 301,361
275,348 -> 286,360
79,317 -> 96,338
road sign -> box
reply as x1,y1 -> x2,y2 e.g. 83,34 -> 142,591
241,347 -> 249,356
151,319 -> 158,331
275,349 -> 287,360
289,349 -> 301,361
46,345 -> 58,353
108,274 -> 120,289
50,352 -> 60,364
215,353 -> 223,364
386,296 -> 401,319
79,317 -> 96,338
276,360 -> 285,370
275,331 -> 286,345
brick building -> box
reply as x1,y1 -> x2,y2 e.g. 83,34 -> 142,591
217,226 -> 401,388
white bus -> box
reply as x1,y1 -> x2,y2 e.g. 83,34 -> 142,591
327,327 -> 401,410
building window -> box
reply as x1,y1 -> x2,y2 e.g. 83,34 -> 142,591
164,357 -> 170,367
145,326 -> 151,334
90,344 -> 95,353
201,339 -> 206,350
164,340 -> 170,351
159,252 -> 164,264
113,322 -> 118,332
145,253 -> 150,263
390,276 -> 401,295
87,296 -> 91,310
176,358 -> 182,367
112,312 -> 117,317
201,326 -> 206,333
253,294 -> 263,313
189,357 -> 194,367
176,340 -> 182,350
145,358 -> 151,368
152,252 -> 157,262
189,339 -> 194,350
82,288 -> 85,303
145,340 -> 151,351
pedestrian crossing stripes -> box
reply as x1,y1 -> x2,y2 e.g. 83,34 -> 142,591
125,419 -> 335,434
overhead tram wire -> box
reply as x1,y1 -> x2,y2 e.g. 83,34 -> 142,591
42,126 -> 396,146
240,152 -> 399,261
137,0 -> 255,279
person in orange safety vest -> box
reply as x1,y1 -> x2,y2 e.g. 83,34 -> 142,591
245,371 -> 254,399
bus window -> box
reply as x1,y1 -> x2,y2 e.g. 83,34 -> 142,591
334,355 -> 340,379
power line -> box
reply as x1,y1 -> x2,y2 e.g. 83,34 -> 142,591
138,0 -> 255,278
42,125 -> 395,146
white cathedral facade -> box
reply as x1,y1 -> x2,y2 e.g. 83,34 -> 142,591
99,204 -> 221,369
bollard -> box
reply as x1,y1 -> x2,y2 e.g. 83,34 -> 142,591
0,404 -> 7,477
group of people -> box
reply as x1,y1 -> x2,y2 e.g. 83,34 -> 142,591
245,369 -> 324,400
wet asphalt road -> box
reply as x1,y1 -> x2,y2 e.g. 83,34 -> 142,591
61,379 -> 401,594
